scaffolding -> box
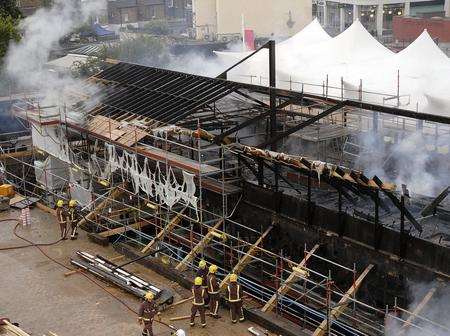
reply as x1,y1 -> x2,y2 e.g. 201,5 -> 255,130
1,62 -> 449,336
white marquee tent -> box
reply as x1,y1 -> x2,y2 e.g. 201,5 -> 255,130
215,19 -> 450,116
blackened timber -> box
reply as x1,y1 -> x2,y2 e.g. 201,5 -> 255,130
216,41 -> 274,80
233,89 -> 269,108
373,176 -> 422,233
258,158 -> 264,186
374,189 -> 381,250
262,161 -> 302,196
276,94 -> 304,110
420,186 -> 450,216
345,100 -> 450,125
258,101 -> 347,149
400,194 -> 406,259
236,153 -> 260,181
269,40 -> 277,152
214,109 -> 275,143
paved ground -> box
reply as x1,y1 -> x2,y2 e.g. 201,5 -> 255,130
0,207 -> 256,336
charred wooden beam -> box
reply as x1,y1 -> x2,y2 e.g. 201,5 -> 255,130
373,176 -> 422,233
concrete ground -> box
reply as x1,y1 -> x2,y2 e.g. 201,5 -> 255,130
0,207 -> 257,336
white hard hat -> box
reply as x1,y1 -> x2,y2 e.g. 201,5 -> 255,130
175,330 -> 186,336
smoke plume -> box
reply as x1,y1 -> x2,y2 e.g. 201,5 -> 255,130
385,282 -> 450,336
5,0 -> 106,124
355,130 -> 450,197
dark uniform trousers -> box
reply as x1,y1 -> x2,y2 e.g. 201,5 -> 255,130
138,300 -> 158,336
207,273 -> 220,317
197,267 -> 209,306
56,207 -> 67,239
68,207 -> 79,239
227,283 -> 245,323
190,285 -> 207,326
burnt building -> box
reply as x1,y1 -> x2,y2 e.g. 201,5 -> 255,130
5,42 -> 450,336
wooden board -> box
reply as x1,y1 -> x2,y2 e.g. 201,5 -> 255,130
261,244 -> 320,312
98,220 -> 153,238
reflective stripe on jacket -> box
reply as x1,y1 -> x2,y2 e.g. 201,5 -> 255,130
227,283 -> 242,303
192,285 -> 205,306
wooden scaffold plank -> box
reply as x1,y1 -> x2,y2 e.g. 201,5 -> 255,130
312,264 -> 374,336
220,225 -> 273,288
175,219 -> 224,272
398,287 -> 436,335
261,243 -> 320,312
98,220 -> 153,238
141,208 -> 187,253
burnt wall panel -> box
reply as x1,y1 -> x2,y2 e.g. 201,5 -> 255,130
240,182 -> 450,276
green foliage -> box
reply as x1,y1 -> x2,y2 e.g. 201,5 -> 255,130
105,35 -> 169,66
0,0 -> 22,20
0,15 -> 21,63
143,20 -> 170,35
71,48 -> 107,78
0,0 -> 21,65
41,0 -> 53,8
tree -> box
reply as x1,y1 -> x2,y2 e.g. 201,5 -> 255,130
0,0 -> 21,64
105,35 -> 170,66
71,48 -> 107,78
0,0 -> 22,20
0,15 -> 21,63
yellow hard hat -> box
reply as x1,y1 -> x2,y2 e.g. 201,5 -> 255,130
194,277 -> 203,286
199,260 -> 207,269
69,199 -> 77,207
56,200 -> 64,208
145,292 -> 154,301
230,273 -> 238,282
209,264 -> 218,274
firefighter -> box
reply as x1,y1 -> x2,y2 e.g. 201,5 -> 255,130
138,291 -> 160,336
207,264 -> 220,318
196,259 -> 209,306
68,199 -> 79,240
56,200 -> 68,240
190,276 -> 207,328
226,273 -> 244,323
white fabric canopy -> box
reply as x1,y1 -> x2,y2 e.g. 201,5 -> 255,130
214,19 -> 331,82
215,19 -> 450,116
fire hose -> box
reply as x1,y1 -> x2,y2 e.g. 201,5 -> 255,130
1,218 -> 179,333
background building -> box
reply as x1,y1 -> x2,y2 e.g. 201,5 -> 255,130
107,0 -> 192,31
315,0 -> 450,37
192,0 -> 312,42
16,0 -> 48,16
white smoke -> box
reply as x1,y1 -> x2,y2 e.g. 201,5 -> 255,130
355,130 -> 450,197
6,0 -> 106,124
165,51 -> 231,77
385,282 -> 450,336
